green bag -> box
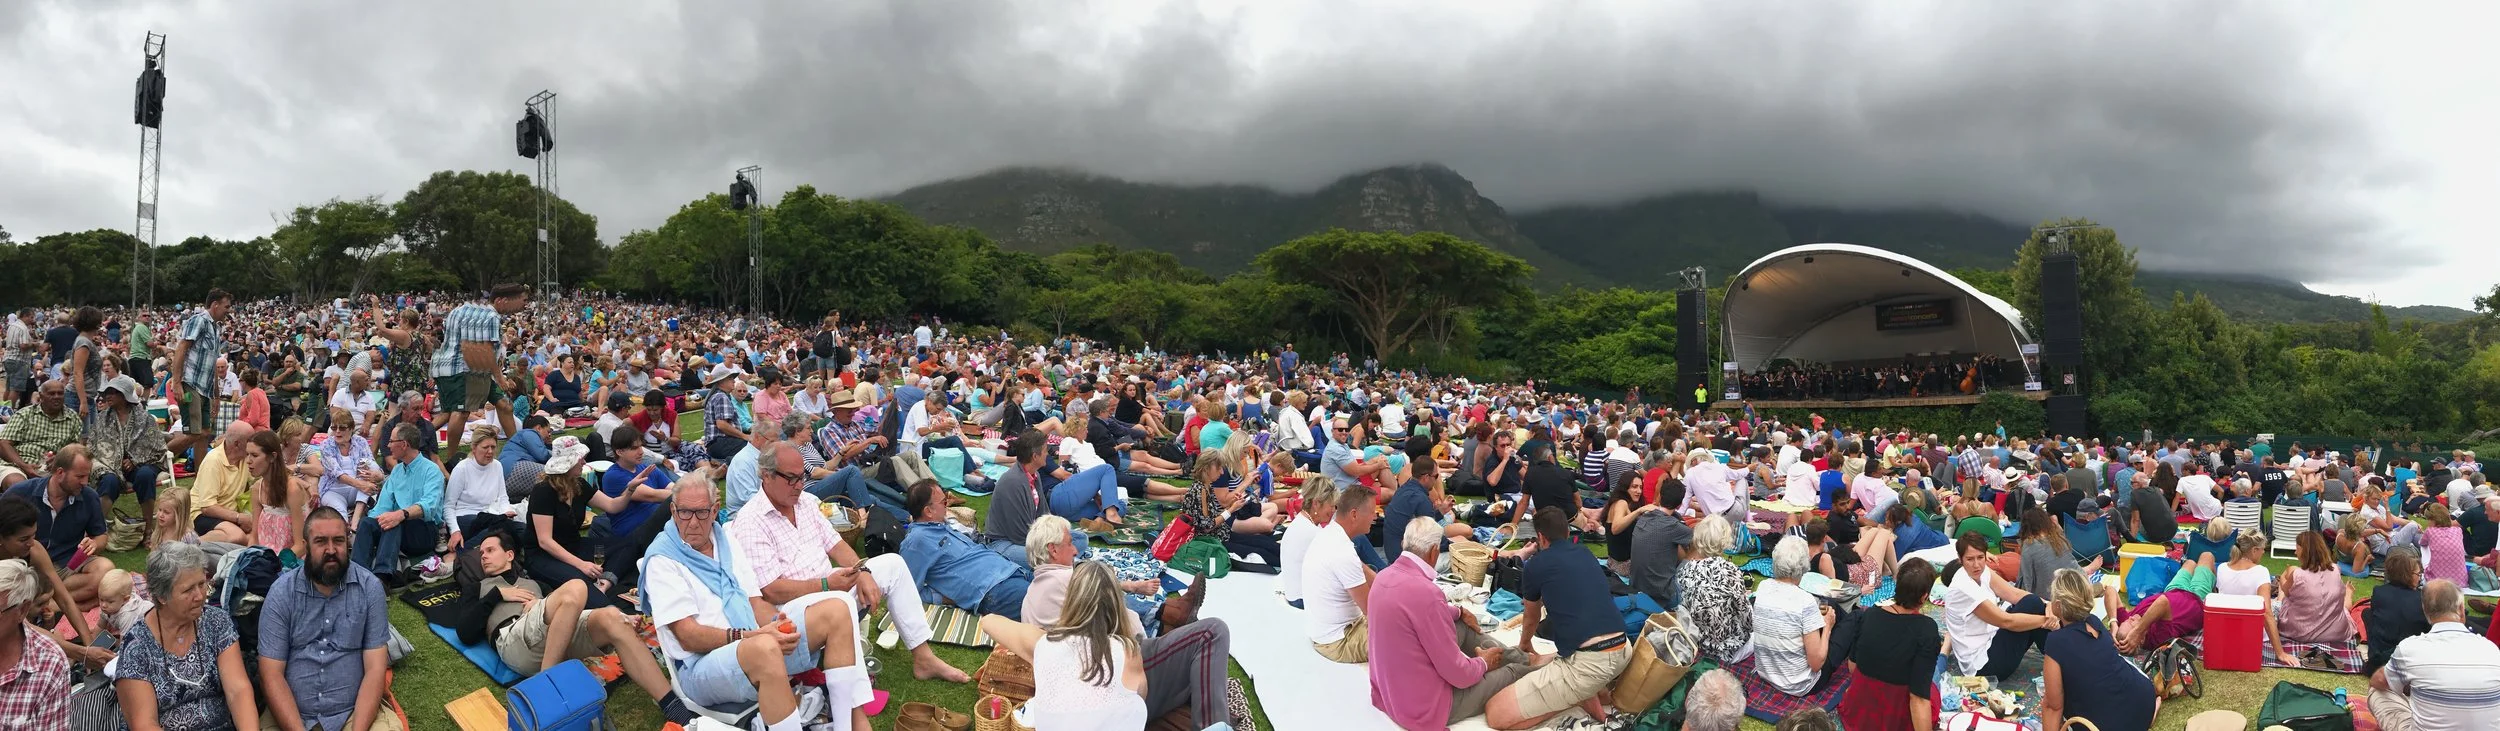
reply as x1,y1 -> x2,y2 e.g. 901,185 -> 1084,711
2256,681 -> 2353,731
1172,537 -> 1231,579
1631,659 -> 1718,729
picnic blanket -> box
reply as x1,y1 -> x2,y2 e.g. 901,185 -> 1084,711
2178,634 -> 2368,674
1719,653 -> 1854,723
399,580 -> 525,685
874,603 -> 994,647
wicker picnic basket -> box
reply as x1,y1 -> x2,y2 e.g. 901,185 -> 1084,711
1448,539 -> 1495,586
973,647 -> 1036,705
972,695 -> 1032,731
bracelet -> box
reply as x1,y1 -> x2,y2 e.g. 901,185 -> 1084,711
728,628 -> 743,642
821,577 -> 832,593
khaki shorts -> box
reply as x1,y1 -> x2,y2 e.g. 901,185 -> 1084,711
180,387 -> 219,435
1314,615 -> 1369,664
1511,640 -> 1634,717
494,604 -> 605,673
436,372 -> 503,413
263,698 -> 407,731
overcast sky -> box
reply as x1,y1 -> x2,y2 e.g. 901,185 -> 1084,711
3,0 -> 2491,308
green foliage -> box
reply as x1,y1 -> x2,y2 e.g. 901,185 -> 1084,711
0,229 -> 142,307
1479,287 -> 1680,394
1972,392 -> 2047,437
394,170 -> 603,291
1258,229 -> 1533,362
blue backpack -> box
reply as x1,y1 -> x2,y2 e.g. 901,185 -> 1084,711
507,659 -> 610,731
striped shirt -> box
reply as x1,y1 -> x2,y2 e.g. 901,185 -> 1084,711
178,311 -> 223,389
2384,623 -> 2500,730
430,303 -> 502,377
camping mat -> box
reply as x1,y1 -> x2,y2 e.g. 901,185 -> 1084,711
874,603 -> 994,648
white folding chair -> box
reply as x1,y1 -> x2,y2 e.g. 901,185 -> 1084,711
643,556 -> 759,727
2222,501 -> 2264,538
2270,503 -> 2311,559
2317,500 -> 2356,532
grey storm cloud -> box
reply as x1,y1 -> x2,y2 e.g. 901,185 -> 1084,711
0,0 -> 2425,281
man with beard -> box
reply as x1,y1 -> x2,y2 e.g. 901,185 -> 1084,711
259,507 -> 401,731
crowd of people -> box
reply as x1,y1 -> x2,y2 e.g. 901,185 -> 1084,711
0,284 -> 2487,731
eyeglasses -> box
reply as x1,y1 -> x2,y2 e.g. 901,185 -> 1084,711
673,507 -> 717,520
768,469 -> 806,483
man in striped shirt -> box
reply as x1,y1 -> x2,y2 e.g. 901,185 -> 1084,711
431,284 -> 529,440
163,288 -> 232,466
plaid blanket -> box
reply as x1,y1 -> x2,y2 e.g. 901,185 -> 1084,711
875,603 -> 994,647
1718,654 -> 1854,723
2178,634 -> 2367,674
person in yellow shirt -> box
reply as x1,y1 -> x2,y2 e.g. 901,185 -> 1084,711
189,420 -> 258,545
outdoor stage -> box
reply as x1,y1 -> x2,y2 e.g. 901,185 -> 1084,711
1712,389 -> 2046,411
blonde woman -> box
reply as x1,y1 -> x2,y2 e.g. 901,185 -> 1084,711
978,562 -> 1147,731
2041,569 -> 2157,731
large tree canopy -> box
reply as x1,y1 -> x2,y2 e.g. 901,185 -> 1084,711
1257,229 -> 1533,362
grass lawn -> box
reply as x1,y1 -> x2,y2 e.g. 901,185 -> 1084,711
97,412 -> 1269,731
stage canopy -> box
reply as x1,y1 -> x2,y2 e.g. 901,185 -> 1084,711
1721,243 -> 2033,370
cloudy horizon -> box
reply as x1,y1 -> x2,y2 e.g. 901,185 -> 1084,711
3,0 -> 2491,308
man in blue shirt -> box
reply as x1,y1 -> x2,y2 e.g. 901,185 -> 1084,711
260,507 -> 394,731
897,481 -> 1030,620
352,422 -> 445,588
1,446 -> 111,607
599,424 -> 675,588
1380,438 -> 1466,559
1490,507 -> 1633,727
499,415 -> 553,473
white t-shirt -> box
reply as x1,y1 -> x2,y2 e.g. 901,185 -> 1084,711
1941,564 -> 2005,675
1279,515 -> 1320,603
914,325 -> 933,348
1059,434 -> 1107,473
1378,404 -> 1407,435
1302,523 -> 1367,645
2215,563 -> 2271,597
900,405 -> 933,451
646,550 -> 764,664
2179,475 -> 2222,519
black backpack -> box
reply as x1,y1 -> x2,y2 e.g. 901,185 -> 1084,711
813,330 -> 837,359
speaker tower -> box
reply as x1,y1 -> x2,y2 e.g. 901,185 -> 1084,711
2037,233 -> 2089,437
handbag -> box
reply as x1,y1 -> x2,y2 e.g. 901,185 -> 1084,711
106,507 -> 146,553
1151,515 -> 1197,562
1611,613 -> 1697,713
505,659 -> 610,731
1172,537 -> 1232,579
69,674 -> 117,731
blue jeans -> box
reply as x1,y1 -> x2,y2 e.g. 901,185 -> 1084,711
96,464 -> 165,505
805,464 -> 909,522
1049,465 -> 1123,521
977,574 -> 1032,622
351,515 -> 437,577
1355,534 -> 1389,571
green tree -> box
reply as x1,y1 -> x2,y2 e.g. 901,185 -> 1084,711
2010,218 -> 2148,398
1257,229 -> 1532,362
272,197 -> 397,299
394,170 -> 604,291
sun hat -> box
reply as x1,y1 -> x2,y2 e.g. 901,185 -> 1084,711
545,435 -> 590,473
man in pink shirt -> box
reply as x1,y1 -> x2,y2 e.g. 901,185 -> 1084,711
1368,516 -> 1531,730
725,441 -> 971,701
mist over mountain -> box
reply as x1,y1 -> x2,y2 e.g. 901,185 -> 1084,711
884,164 -> 2474,324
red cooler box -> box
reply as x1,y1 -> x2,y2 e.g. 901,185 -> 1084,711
2204,593 -> 2266,672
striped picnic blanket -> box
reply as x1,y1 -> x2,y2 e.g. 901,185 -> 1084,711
875,603 -> 994,648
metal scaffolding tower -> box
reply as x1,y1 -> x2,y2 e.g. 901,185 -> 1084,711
525,90 -> 559,296
134,32 -> 168,307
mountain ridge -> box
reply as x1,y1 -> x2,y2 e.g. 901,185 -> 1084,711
880,165 -> 2474,324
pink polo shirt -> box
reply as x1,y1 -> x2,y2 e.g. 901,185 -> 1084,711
728,492 -> 841,587
1368,553 -> 1487,730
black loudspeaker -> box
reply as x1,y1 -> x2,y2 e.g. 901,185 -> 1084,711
2037,249 -> 2088,436
1676,288 -> 1710,407
516,109 -> 552,159
729,176 -> 756,210
134,63 -> 166,129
